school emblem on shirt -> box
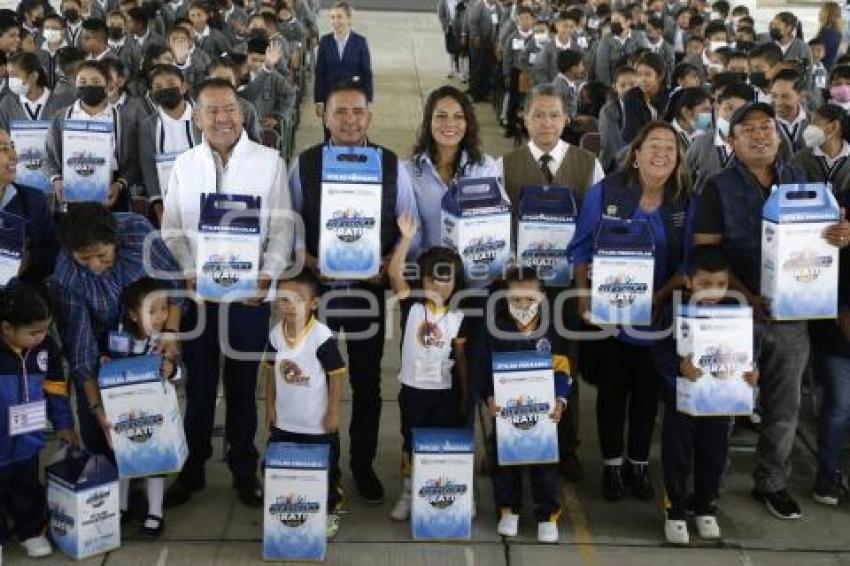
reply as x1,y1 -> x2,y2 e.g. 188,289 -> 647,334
418,321 -> 445,349
325,208 -> 377,243
418,477 -> 468,510
280,360 -> 309,385
269,494 -> 321,527
500,395 -> 550,430
535,338 -> 551,353
113,409 -> 164,443
37,350 -> 48,372
66,151 -> 106,177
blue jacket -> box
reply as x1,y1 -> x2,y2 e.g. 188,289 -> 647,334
314,31 -> 373,104
5,182 -> 59,284
0,335 -> 73,466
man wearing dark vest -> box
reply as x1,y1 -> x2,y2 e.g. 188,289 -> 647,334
695,102 -> 850,520
497,83 -> 603,482
288,78 -> 419,505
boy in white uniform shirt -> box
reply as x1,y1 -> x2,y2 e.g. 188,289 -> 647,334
264,268 -> 348,539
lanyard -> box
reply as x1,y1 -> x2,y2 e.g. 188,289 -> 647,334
22,100 -> 42,120
158,117 -> 195,154
779,121 -> 800,147
17,349 -> 30,403
716,145 -> 733,168
818,155 -> 849,183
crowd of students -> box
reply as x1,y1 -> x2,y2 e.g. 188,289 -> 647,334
3,0 -> 850,560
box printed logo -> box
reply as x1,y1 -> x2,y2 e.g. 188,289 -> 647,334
781,248 -> 834,283
326,208 -> 377,243
200,253 -> 252,288
417,477 -> 468,510
598,274 -> 650,308
269,494 -> 322,528
113,410 -> 164,443
499,395 -> 550,430
462,235 -> 507,265
19,147 -> 44,170
697,343 -> 750,380
66,151 -> 106,177
49,505 -> 75,536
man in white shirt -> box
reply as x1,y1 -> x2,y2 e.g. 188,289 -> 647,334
162,78 -> 293,509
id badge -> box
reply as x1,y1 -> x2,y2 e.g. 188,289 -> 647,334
490,12 -> 499,25
529,52 -> 538,64
512,38 -> 525,51
414,357 -> 443,384
108,330 -> 131,356
9,400 -> 47,435
816,75 -> 827,89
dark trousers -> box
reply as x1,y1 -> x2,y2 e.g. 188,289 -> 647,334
505,67 -> 522,133
469,45 -> 495,100
489,431 -> 560,521
269,427 -> 342,512
581,337 -> 659,462
322,284 -> 386,474
553,290 -> 581,459
180,300 -> 270,486
75,386 -> 112,458
661,391 -> 730,519
0,457 -> 44,543
399,385 -> 462,457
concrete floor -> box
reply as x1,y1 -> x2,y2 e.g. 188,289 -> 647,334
5,8 -> 848,566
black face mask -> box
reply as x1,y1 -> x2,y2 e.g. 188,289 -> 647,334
32,17 -> 44,28
63,8 -> 80,22
769,27 -> 783,42
153,86 -> 183,110
77,85 -> 107,106
736,40 -> 754,52
610,22 -> 624,36
107,27 -> 124,41
749,72 -> 768,89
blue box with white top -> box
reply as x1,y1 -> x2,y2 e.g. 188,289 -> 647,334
411,428 -> 474,541
590,218 -> 655,325
441,177 -> 512,283
264,442 -> 329,562
762,183 -> 840,320
517,185 -> 577,286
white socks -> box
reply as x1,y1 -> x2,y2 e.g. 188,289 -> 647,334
118,477 -> 165,523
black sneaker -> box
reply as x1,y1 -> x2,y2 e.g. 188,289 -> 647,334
751,488 -> 802,520
233,476 -> 263,507
624,462 -> 654,501
353,467 -> 385,505
140,515 -> 165,538
558,451 -> 584,482
813,477 -> 840,506
602,465 -> 625,501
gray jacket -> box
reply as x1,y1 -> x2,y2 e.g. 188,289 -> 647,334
464,1 -> 502,46
502,31 -> 534,75
196,27 -> 233,60
792,146 -> 850,196
647,40 -> 676,81
598,98 -> 624,172
0,90 -> 72,131
279,18 -> 308,46
533,39 -> 581,85
138,108 -> 201,200
177,49 -> 211,96
686,128 -> 731,195
595,31 -> 647,86
552,74 -> 579,117
223,6 -> 250,43
239,69 -> 296,123
108,39 -> 143,77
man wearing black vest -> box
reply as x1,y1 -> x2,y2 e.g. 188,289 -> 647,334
496,83 -> 604,482
288,79 -> 419,504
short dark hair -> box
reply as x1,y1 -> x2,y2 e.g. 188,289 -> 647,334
704,20 -> 728,39
690,246 -> 729,275
770,67 -> 804,91
58,203 -> 118,251
416,246 -> 464,294
718,81 -> 755,104
277,267 -> 322,299
0,282 -> 50,327
77,59 -> 110,82
327,78 -> 368,103
749,43 -> 783,67
502,266 -> 542,288
81,17 -> 108,42
9,51 -> 47,88
557,49 -> 583,74
672,62 -> 700,84
56,46 -> 86,75
127,5 -> 152,24
195,76 -> 238,101
121,277 -> 171,333
148,63 -> 183,83
247,35 -> 269,54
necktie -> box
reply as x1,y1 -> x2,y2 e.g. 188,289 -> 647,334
539,154 -> 553,184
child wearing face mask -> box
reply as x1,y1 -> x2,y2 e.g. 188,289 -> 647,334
387,214 -> 470,522
654,246 -> 759,545
828,64 -> 850,112
482,267 -> 570,544
665,86 -> 711,149
792,103 -> 850,194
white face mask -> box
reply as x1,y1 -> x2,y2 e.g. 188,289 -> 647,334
802,124 -> 826,149
43,29 -> 62,44
508,301 -> 540,326
709,40 -> 727,53
535,33 -> 549,43
8,77 -> 27,96
716,116 -> 730,137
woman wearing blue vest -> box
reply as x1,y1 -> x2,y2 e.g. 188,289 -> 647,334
568,121 -> 692,502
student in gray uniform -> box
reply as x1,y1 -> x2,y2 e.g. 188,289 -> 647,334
597,65 -> 635,172
52,46 -> 86,105
533,9 -> 581,86
61,0 -> 84,48
220,0 -> 249,44
128,6 -> 165,54
594,8 -> 647,87
0,52 -> 70,131
158,0 -> 190,35
106,10 -> 143,78
188,2 -> 232,59
769,12 -> 812,82
168,25 -> 209,95
37,14 -> 67,88
552,49 -> 585,118
770,67 -> 810,157
502,6 -> 535,138
241,36 -> 297,128
278,2 -> 308,47
207,57 -> 263,143
793,104 -> 850,195
645,16 -> 675,81
464,0 -> 502,101
686,82 -> 753,194
138,64 -> 198,224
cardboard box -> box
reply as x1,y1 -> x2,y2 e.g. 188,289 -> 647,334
442,177 -> 512,283
516,185 -> 577,287
411,428 -> 474,540
264,442 -> 329,562
46,450 -> 120,560
196,193 -> 261,300
762,183 -> 840,320
10,120 -> 51,192
590,218 -> 655,325
98,355 -> 187,478
319,146 -> 383,279
492,351 -> 558,466
675,304 -> 755,416
61,120 -> 113,203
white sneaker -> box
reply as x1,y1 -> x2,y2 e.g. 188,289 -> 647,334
389,478 -> 412,521
326,513 -> 340,539
497,512 -> 519,537
537,521 -> 559,543
664,519 -> 689,545
21,535 -> 52,558
695,515 -> 721,539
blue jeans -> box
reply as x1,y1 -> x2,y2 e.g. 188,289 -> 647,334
816,354 -> 850,488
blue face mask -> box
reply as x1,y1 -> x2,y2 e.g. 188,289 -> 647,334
693,111 -> 713,131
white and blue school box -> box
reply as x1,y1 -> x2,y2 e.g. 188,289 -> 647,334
319,146 -> 383,279
441,177 -> 511,282
0,211 -> 26,286
675,304 -> 754,416
61,119 -> 113,203
196,193 -> 261,300
517,185 -> 577,286
762,183 -> 840,320
590,218 -> 655,325
98,355 -> 187,478
46,450 -> 120,560
10,120 -> 51,192
492,350 -> 558,466
264,442 -> 329,562
411,428 -> 474,541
